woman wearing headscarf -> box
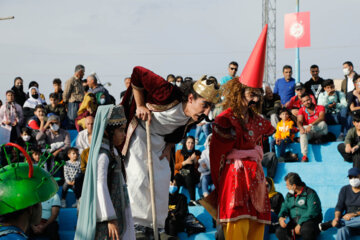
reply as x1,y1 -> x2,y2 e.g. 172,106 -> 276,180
23,87 -> 44,121
75,93 -> 97,132
11,77 -> 27,106
264,177 -> 284,239
75,105 -> 135,240
174,136 -> 201,206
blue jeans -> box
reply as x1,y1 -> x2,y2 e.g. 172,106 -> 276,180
336,216 -> 360,240
325,107 -> 348,134
195,123 -> 212,141
273,138 -> 292,158
200,174 -> 213,196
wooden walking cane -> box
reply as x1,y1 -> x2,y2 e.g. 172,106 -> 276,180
146,120 -> 159,240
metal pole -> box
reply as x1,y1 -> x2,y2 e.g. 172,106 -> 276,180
295,0 -> 300,83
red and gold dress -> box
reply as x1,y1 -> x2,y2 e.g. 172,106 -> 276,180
210,108 -> 275,224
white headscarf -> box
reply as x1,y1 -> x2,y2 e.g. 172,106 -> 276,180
23,87 -> 43,109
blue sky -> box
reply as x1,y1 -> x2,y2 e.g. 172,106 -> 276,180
0,0 -> 359,103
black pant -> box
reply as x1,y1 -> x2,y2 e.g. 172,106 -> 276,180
165,214 -> 185,236
174,171 -> 199,201
338,143 -> 360,168
275,219 -> 320,240
262,152 -> 278,179
62,181 -> 81,200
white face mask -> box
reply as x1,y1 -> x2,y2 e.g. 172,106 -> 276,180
350,178 -> 360,188
170,82 -> 176,86
22,135 -> 31,142
50,124 -> 59,132
100,98 -> 106,105
176,82 -> 181,87
343,68 -> 350,76
288,189 -> 295,195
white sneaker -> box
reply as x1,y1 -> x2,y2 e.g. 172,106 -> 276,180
71,201 -> 77,208
61,199 -> 66,208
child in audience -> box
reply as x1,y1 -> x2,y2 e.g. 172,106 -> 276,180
274,107 -> 297,157
266,177 -> 284,234
45,93 -> 66,123
17,127 -> 38,152
61,147 -> 81,208
30,148 -> 47,172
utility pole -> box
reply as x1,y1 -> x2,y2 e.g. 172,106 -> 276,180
262,0 -> 276,87
295,0 -> 300,83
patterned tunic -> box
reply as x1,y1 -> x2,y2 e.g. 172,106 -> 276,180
210,108 -> 275,223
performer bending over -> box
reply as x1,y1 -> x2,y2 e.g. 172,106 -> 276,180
121,66 -> 220,236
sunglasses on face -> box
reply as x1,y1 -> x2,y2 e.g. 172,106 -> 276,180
230,68 -> 238,71
349,176 -> 358,179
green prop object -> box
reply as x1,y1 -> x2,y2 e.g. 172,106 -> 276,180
0,142 -> 58,215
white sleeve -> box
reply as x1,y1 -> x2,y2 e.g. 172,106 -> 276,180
96,153 -> 117,222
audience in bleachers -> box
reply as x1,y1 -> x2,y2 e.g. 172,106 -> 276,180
319,167 -> 360,240
17,127 -> 38,152
265,177 -> 284,234
62,64 -> 85,129
61,147 -> 81,208
27,104 -> 46,133
51,78 -> 64,104
273,107 -> 297,158
297,93 -> 328,162
36,114 -> 70,168
341,61 -> 358,99
74,92 -> 97,132
276,172 -> 322,240
0,90 -> 24,142
165,179 -> 188,238
174,136 -> 201,206
286,82 -> 316,117
262,84 -> 281,128
338,111 -> 360,168
23,87 -> 45,121
76,115 -> 94,154
45,93 -> 66,124
11,77 -> 27,106
274,65 -> 296,105
198,134 -> 213,198
318,79 -> 348,139
304,64 -> 324,99
27,81 -> 47,104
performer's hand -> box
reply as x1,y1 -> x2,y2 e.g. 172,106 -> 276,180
279,217 -> 287,228
136,106 -> 152,121
294,224 -> 301,235
108,220 -> 120,240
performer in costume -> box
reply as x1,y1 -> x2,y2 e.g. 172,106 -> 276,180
210,25 -> 275,239
0,143 -> 58,239
75,105 -> 135,240
121,66 -> 220,234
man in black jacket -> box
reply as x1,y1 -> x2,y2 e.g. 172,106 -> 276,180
304,64 -> 324,100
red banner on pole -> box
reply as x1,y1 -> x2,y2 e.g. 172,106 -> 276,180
284,11 -> 310,48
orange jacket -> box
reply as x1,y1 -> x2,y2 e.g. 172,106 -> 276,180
174,149 -> 200,176
274,119 -> 297,141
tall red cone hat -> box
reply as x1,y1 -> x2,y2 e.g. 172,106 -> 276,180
239,24 -> 268,88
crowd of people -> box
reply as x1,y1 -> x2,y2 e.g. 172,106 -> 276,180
1,47 -> 360,239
